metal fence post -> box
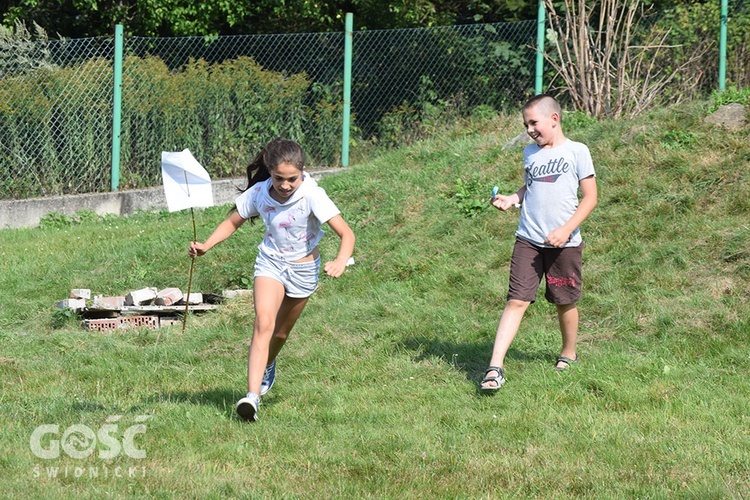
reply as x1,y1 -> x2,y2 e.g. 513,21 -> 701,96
111,24 -> 123,191
341,13 -> 353,168
535,0 -> 546,95
719,0 -> 728,92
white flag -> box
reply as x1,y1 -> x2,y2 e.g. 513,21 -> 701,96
161,149 -> 214,212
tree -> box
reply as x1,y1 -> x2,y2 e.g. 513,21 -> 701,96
0,19 -> 53,77
0,0 -> 547,37
544,0 -> 709,118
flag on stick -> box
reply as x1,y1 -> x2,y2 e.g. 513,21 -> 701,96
161,149 -> 214,333
161,149 -> 214,212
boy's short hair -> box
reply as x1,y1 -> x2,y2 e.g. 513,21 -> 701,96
522,93 -> 562,119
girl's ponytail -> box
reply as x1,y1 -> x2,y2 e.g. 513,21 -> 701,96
242,150 -> 271,193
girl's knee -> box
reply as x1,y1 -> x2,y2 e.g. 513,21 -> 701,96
272,330 -> 289,341
253,315 -> 276,335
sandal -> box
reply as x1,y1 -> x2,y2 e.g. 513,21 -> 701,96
480,366 -> 505,391
554,355 -> 578,371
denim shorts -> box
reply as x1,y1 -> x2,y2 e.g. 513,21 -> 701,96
507,237 -> 584,305
254,250 -> 321,298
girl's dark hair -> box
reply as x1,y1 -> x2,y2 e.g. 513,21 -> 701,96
233,138 -> 306,221
242,137 -> 305,193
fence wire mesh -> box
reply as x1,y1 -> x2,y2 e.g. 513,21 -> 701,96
0,2 -> 747,201
121,32 -> 345,189
0,20 -> 538,201
0,37 -> 115,199
351,21 -> 536,142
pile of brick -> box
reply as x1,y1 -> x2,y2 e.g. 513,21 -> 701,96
57,287 -> 252,332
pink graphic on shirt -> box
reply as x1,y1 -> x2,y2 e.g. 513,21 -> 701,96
264,205 -> 276,213
278,212 -> 296,237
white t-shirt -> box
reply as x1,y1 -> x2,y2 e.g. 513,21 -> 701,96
516,139 -> 595,248
235,173 -> 340,262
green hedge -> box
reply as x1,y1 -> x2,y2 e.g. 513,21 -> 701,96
0,55 -> 342,199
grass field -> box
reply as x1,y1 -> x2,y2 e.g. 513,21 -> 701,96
1,101 -> 749,498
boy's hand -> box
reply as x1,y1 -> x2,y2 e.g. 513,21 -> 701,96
491,194 -> 519,211
544,228 -> 572,248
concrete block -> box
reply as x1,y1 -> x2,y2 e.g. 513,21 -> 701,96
70,289 -> 91,299
155,287 -> 183,306
125,287 -> 157,306
222,289 -> 253,299
57,298 -> 86,310
181,292 -> 203,304
0,170 -> 343,230
159,316 -> 182,327
92,295 -> 126,309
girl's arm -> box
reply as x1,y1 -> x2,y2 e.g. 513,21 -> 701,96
323,214 -> 355,278
189,211 -> 247,257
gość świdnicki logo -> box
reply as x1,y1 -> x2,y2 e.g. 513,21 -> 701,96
30,415 -> 151,460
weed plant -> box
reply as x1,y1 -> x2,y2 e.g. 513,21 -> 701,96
0,102 -> 748,497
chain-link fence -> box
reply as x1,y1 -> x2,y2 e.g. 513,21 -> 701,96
1,1 -> 748,201
0,36 -> 116,199
0,19 -> 537,200
351,22 -> 536,143
120,32 -> 346,190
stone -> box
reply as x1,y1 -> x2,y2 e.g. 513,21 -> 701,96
125,287 -> 157,306
92,295 -> 126,309
70,289 -> 91,299
155,287 -> 183,306
181,292 -> 203,304
705,103 -> 747,131
57,298 -> 86,310
222,289 -> 253,299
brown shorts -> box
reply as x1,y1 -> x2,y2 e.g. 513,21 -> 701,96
507,237 -> 583,305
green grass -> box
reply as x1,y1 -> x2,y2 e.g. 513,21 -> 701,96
1,101 -> 749,497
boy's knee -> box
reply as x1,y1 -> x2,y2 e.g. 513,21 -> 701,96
506,299 -> 531,310
555,303 -> 577,312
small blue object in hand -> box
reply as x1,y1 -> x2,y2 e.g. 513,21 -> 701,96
491,186 -> 499,199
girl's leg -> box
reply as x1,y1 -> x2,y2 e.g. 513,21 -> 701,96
247,277 -> 286,395
555,303 -> 578,369
267,294 -> 310,364
481,299 -> 530,388
248,276 -> 311,394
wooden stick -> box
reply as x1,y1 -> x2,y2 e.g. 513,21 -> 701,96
182,207 -> 197,333
182,169 -> 198,334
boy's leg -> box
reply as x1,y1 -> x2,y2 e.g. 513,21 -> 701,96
481,299 -> 530,388
555,303 -> 578,369
481,238 -> 543,388
543,244 -> 582,369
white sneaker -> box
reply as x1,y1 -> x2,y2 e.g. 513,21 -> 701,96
236,392 -> 260,421
260,360 -> 277,396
